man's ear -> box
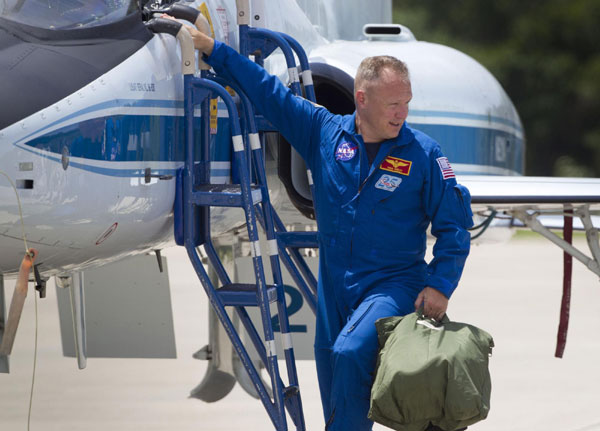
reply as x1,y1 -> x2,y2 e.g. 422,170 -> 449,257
355,89 -> 366,108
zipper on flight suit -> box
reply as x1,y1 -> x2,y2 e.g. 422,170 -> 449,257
347,301 -> 375,332
349,144 -> 397,259
357,146 -> 396,193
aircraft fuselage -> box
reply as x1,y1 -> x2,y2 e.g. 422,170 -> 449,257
0,0 -> 524,277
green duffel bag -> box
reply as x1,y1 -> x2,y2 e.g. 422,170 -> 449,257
368,310 -> 494,431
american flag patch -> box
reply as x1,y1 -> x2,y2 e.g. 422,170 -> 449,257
436,157 -> 455,179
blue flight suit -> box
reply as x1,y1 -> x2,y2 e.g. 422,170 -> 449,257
205,40 -> 474,430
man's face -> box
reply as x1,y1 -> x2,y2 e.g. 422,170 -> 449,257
358,68 -> 412,142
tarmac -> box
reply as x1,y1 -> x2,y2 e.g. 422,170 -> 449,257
1,234 -> 600,431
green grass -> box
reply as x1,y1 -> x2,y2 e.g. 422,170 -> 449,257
512,228 -> 587,240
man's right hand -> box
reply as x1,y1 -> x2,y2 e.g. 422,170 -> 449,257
162,14 -> 215,56
185,24 -> 215,56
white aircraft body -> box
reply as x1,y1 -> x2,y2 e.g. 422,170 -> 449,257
1,0 -> 600,425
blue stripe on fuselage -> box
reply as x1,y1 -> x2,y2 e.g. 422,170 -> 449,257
409,122 -> 524,174
20,113 -> 232,172
19,113 -> 523,176
14,99 -> 184,147
410,109 -> 523,133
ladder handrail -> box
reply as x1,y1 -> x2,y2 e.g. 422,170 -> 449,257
242,26 -> 303,96
208,75 -> 258,135
278,32 -> 317,102
241,26 -> 320,227
236,24 -> 320,313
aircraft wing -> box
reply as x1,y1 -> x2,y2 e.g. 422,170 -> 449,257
457,175 -> 600,212
457,175 -> 600,279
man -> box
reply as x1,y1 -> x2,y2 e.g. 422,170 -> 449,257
186,27 -> 473,431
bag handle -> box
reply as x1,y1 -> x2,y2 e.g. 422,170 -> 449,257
415,306 -> 450,328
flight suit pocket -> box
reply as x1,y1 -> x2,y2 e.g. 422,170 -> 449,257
454,184 -> 474,228
346,302 -> 375,333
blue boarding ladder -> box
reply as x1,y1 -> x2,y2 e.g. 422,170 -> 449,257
146,4 -> 323,429
180,59 -> 306,431
151,13 -> 309,431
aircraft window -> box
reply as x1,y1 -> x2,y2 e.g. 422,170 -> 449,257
0,0 -> 138,29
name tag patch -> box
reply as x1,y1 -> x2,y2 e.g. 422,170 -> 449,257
380,156 -> 412,176
375,174 -> 402,192
335,142 -> 358,161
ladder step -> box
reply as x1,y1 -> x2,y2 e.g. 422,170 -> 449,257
277,231 -> 319,248
191,184 -> 262,207
217,283 -> 278,306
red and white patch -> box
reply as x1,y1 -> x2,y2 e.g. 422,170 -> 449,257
436,157 -> 455,180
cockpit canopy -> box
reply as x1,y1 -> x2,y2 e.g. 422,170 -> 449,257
0,0 -> 138,29
0,0 -> 151,131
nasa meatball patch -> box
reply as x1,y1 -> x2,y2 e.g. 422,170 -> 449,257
335,142 -> 358,161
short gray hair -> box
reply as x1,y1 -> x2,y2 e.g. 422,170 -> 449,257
354,56 -> 410,93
